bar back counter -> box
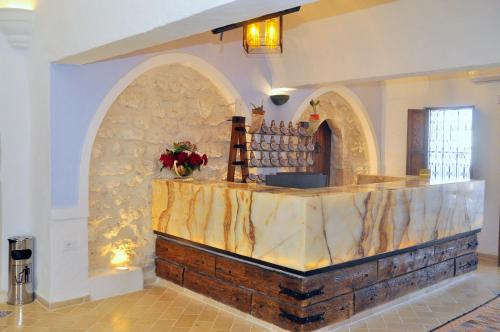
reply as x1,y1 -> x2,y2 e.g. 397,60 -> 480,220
152,176 -> 484,331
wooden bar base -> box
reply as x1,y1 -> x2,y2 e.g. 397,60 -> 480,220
155,232 -> 479,332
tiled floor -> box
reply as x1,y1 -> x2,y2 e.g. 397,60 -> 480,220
0,259 -> 497,332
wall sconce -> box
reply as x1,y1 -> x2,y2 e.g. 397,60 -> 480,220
212,6 -> 300,54
0,4 -> 35,49
269,88 -> 295,106
270,94 -> 289,106
111,247 -> 130,271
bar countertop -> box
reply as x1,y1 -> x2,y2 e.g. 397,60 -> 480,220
152,176 -> 484,272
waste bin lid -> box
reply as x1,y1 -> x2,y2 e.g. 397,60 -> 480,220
8,236 -> 33,243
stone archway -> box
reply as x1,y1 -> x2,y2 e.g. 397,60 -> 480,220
88,63 -> 235,278
297,90 -> 374,185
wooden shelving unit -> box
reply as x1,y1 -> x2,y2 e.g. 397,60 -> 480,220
226,116 -> 317,183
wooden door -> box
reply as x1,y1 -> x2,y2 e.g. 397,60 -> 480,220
406,109 -> 429,175
311,121 -> 332,180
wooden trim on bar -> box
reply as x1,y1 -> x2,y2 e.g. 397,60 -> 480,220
154,229 -> 481,277
155,231 -> 478,332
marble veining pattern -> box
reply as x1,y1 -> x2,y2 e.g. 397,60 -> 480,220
152,178 -> 484,271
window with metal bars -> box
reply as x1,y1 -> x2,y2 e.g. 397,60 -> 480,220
427,107 -> 473,181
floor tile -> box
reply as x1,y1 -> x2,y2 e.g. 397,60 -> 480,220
0,261 -> 496,332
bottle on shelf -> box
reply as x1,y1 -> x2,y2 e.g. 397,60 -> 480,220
248,173 -> 260,182
288,136 -> 296,151
261,119 -> 270,135
270,152 -> 280,166
288,121 -> 298,136
279,152 -> 289,167
306,137 -> 315,152
249,151 -> 261,167
279,121 -> 288,135
297,123 -> 307,136
261,152 -> 271,167
288,152 -> 298,167
270,136 -> 280,151
270,120 -> 280,135
260,137 -> 270,151
306,152 -> 314,166
250,135 -> 260,150
297,137 -> 306,152
298,152 -> 307,166
279,135 -> 288,151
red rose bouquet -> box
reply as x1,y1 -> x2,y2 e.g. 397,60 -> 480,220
160,141 -> 208,177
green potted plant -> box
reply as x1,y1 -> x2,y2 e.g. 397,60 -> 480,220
308,99 -> 321,135
309,99 -> 321,121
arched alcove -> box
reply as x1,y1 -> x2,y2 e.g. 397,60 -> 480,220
293,87 -> 379,185
86,56 -> 242,276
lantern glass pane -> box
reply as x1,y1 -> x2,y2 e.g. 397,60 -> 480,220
243,16 -> 282,53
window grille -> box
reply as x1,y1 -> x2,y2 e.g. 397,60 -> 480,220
427,107 -> 473,182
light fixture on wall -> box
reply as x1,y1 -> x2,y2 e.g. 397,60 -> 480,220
212,6 -> 300,54
269,88 -> 295,106
0,1 -> 35,49
111,247 -> 130,271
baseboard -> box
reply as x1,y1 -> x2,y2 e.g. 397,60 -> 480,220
478,253 -> 498,265
90,266 -> 143,301
36,293 -> 89,309
0,290 -> 6,303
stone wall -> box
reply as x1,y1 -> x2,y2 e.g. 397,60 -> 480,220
89,64 -> 233,276
299,91 -> 370,185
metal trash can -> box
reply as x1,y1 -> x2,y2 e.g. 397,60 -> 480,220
7,236 -> 34,305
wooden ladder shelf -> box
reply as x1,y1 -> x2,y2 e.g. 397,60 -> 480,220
227,116 -> 249,182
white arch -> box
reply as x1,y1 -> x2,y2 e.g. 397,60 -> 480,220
292,85 -> 380,174
77,53 -> 249,215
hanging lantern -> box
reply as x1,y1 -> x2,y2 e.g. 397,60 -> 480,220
212,7 -> 300,55
243,16 -> 282,53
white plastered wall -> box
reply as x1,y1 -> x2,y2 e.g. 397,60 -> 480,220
271,0 -> 500,87
48,53 -> 246,303
382,75 -> 500,256
0,39 -> 32,295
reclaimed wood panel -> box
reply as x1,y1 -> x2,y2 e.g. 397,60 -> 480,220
156,237 -> 215,275
156,258 -> 184,285
183,270 -> 252,312
431,240 -> 458,264
354,281 -> 390,313
386,272 -> 418,300
216,255 -> 304,303
378,247 -> 434,280
456,234 -> 478,256
303,261 -> 377,301
455,253 -> 478,276
416,259 -> 454,288
251,292 -> 352,332
217,255 -> 376,307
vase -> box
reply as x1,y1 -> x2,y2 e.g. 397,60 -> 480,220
249,110 -> 265,133
172,161 -> 194,179
308,114 -> 321,135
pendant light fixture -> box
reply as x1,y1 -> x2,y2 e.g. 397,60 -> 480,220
212,6 -> 300,54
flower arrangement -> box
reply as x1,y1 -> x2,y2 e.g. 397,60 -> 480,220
160,141 -> 208,177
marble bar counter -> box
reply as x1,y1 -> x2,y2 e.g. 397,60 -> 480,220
152,176 -> 484,272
